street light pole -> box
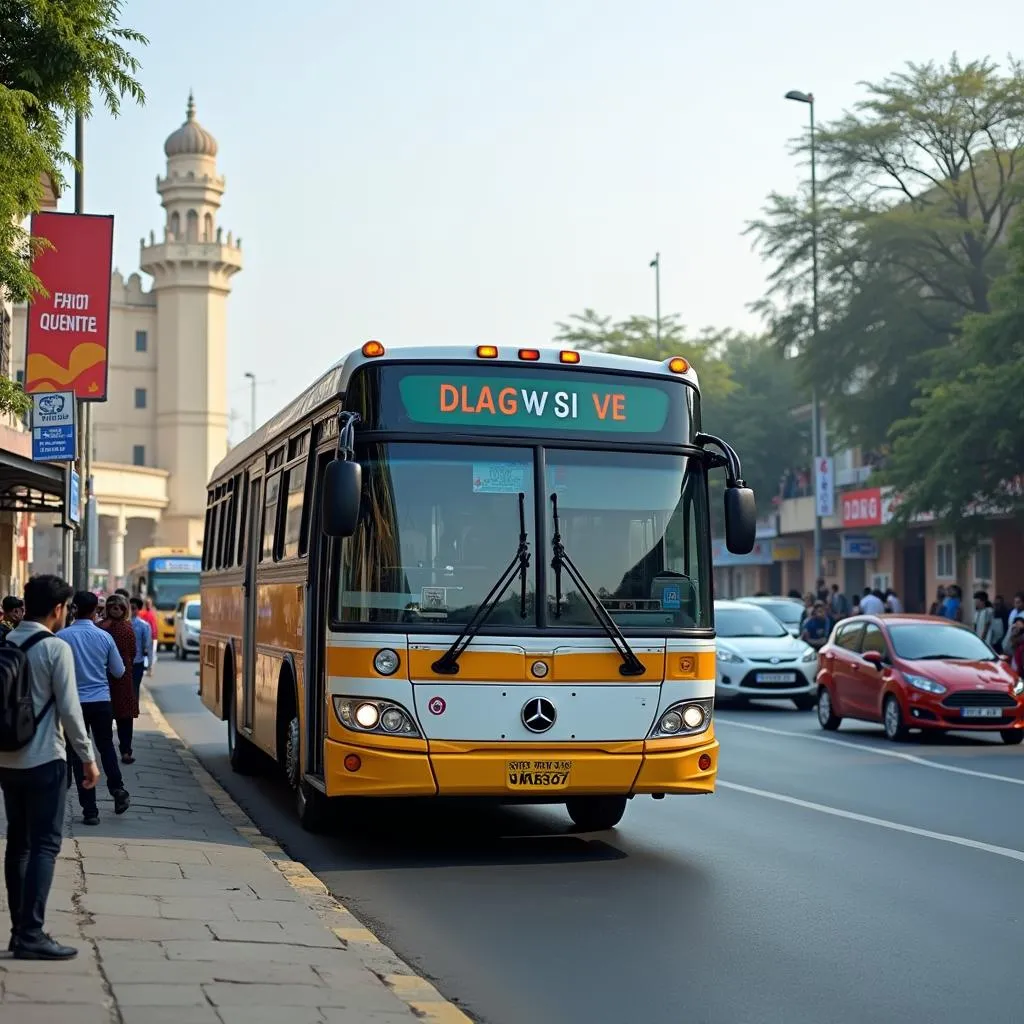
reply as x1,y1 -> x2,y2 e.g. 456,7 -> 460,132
785,89 -> 825,587
244,372 -> 256,436
650,252 -> 661,343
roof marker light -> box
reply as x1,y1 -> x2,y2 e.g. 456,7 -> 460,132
362,340 -> 385,357
518,349 -> 540,361
559,350 -> 581,364
668,357 -> 689,373
476,345 -> 498,359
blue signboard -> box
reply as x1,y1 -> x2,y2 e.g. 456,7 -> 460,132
842,534 -> 879,559
68,470 -> 81,525
31,391 -> 76,462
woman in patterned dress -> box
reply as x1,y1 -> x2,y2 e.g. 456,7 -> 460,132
100,594 -> 139,763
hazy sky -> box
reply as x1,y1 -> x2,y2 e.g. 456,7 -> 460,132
63,0 -> 1015,440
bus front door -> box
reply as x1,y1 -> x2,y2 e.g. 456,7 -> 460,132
241,473 -> 262,734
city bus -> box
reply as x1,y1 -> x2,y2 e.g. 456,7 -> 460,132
127,547 -> 202,649
198,343 -> 755,832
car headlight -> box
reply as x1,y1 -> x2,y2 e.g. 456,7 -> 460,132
649,699 -> 713,738
1012,679 -> 1024,698
716,648 -> 742,664
801,647 -> 818,662
333,697 -> 420,736
903,673 -> 946,695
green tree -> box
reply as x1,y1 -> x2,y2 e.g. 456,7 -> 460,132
0,1 -> 146,306
749,54 -> 1024,452
553,308 -> 735,402
883,213 -> 1024,544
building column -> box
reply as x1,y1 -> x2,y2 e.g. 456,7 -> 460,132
109,508 -> 128,587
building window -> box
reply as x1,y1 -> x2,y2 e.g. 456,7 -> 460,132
186,209 -> 199,242
973,541 -> 993,585
134,388 -> 147,409
135,330 -> 148,352
132,445 -> 145,466
170,212 -> 180,238
203,212 -> 213,241
936,537 -> 955,579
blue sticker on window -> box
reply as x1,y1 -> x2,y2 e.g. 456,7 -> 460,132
472,462 -> 527,493
662,584 -> 681,610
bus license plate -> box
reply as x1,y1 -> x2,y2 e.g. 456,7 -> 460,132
755,672 -> 795,683
506,761 -> 572,788
960,707 -> 1003,718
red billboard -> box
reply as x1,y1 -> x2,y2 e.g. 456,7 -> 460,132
24,212 -> 114,400
841,487 -> 892,528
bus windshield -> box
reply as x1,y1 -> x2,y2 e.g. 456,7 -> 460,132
335,443 -> 711,630
148,573 -> 201,610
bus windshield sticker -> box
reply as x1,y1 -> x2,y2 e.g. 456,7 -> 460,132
472,462 -> 527,493
420,587 -> 448,617
661,585 -> 682,610
397,374 -> 671,433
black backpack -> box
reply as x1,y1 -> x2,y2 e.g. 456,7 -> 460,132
0,632 -> 56,752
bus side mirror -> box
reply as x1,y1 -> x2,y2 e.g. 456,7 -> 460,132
724,486 -> 756,555
322,460 -> 362,538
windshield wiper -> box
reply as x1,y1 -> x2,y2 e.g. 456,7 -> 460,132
549,493 -> 646,677
431,492 -> 531,676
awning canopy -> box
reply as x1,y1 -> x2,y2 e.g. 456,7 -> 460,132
0,447 -> 65,513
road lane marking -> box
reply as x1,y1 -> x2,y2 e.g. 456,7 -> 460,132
716,717 -> 1024,787
717,780 -> 1024,863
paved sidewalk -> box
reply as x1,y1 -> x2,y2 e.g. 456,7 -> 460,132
0,696 -> 467,1023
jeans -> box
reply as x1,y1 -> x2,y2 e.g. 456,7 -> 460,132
117,665 -> 146,755
68,701 -> 125,814
0,759 -> 67,942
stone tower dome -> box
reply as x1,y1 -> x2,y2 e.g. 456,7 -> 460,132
163,92 -> 218,158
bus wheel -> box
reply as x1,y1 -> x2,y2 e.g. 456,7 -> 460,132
565,796 -> 628,832
286,715 -> 331,833
227,692 -> 260,775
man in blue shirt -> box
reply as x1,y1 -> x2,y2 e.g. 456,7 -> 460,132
62,592 -> 130,825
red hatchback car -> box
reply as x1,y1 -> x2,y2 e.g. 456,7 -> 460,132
816,614 -> 1024,744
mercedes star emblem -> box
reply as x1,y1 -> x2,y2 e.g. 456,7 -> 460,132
521,697 -> 556,733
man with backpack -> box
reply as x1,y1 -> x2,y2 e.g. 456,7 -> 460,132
0,575 -> 99,960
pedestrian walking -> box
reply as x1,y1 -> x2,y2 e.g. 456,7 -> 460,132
0,596 -> 25,642
884,589 -> 903,614
99,595 -> 138,764
942,585 -> 963,622
62,591 -> 130,825
129,596 -> 153,693
973,591 -> 994,642
1008,592 -> 1024,632
140,597 -> 159,662
829,584 -> 850,621
0,575 -> 99,960
860,588 -> 886,615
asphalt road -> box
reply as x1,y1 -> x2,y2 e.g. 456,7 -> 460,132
148,659 -> 1024,1024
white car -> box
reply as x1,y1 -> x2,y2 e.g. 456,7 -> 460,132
737,595 -> 805,638
714,599 -> 819,710
173,596 -> 200,660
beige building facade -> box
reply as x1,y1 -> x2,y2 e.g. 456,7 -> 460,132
10,95 -> 242,585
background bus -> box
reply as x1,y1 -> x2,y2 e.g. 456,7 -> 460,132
127,547 -> 202,649
198,343 -> 754,832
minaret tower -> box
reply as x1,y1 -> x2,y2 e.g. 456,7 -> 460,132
140,93 -> 242,551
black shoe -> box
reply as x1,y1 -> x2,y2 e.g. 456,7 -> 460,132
113,789 -> 130,815
83,810 -> 99,826
13,934 -> 78,960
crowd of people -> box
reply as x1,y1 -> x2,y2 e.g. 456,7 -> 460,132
784,580 -> 1024,670
0,576 -> 159,962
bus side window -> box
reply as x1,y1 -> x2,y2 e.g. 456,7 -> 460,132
236,474 -> 250,566
261,473 -> 282,562
282,462 -> 306,560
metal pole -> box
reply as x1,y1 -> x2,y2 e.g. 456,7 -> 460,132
73,112 -> 87,590
809,96 -> 824,586
653,253 -> 661,344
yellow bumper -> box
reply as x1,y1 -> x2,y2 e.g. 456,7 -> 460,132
324,732 -> 717,799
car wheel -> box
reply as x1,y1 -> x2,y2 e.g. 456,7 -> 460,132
792,695 -> 817,711
883,695 -> 908,742
817,687 -> 841,730
565,796 -> 628,831
1000,730 -> 1024,746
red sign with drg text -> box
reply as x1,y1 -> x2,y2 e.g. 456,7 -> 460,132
25,212 -> 114,400
841,487 -> 884,528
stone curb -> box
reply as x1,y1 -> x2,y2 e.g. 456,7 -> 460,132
141,692 -> 473,1023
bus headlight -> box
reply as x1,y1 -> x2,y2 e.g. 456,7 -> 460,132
649,700 -> 713,738
333,697 -> 420,737
373,649 -> 400,676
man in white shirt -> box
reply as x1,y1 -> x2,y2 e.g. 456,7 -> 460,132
885,590 -> 903,614
859,588 -> 886,615
0,575 -> 99,960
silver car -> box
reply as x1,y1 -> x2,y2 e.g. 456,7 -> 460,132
737,595 -> 806,638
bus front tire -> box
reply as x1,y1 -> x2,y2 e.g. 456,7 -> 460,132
565,796 -> 627,832
286,715 -> 331,832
